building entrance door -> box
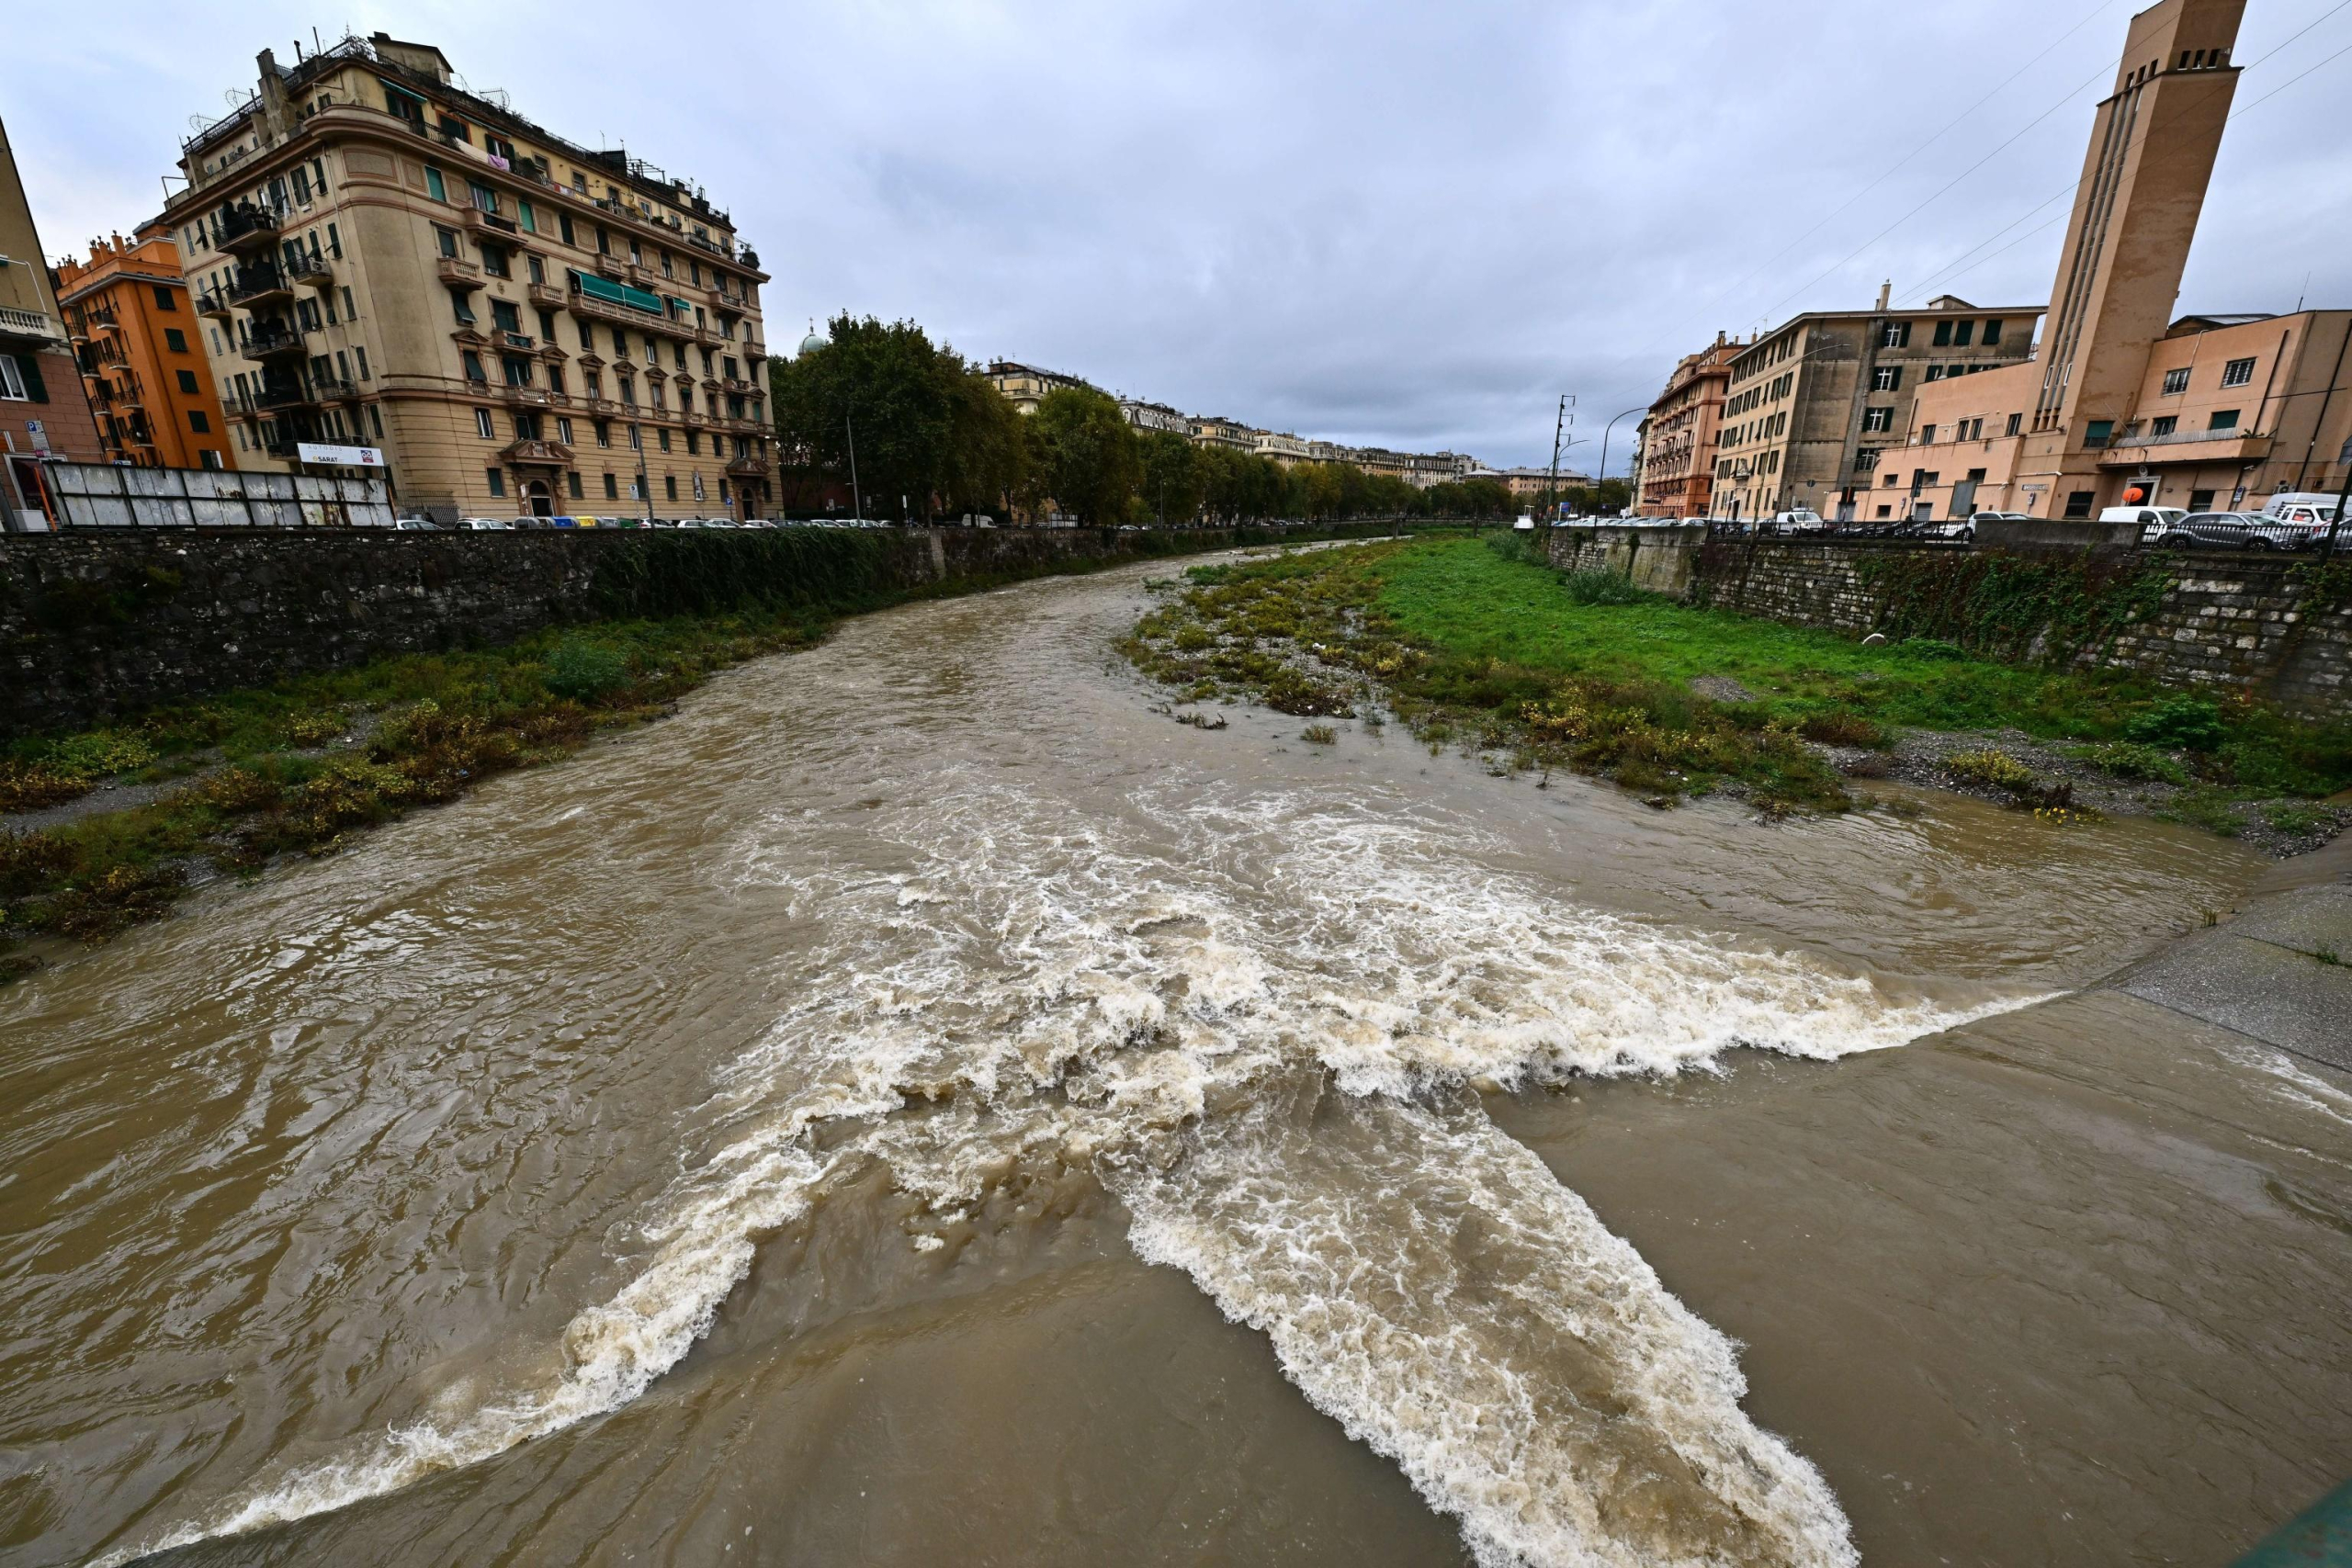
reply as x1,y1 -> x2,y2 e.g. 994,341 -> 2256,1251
526,480 -> 553,516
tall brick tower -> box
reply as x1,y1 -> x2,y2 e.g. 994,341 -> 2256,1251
2016,0 -> 2245,516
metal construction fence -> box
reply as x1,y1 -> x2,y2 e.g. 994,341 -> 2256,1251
14,462 -> 394,530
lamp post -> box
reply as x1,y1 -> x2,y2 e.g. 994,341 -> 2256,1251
1545,394 -> 1575,525
1595,406 -> 1646,519
844,410 -> 863,521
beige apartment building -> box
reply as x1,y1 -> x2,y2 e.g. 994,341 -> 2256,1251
1711,289 -> 2041,520
1119,397 -> 1188,436
1638,336 -> 1736,516
1189,415 -> 1256,452
164,34 -> 774,522
986,362 -> 1093,415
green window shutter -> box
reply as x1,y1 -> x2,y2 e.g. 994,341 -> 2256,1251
425,165 -> 446,201
17,353 -> 48,402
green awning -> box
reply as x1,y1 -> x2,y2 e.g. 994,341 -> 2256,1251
665,295 -> 695,316
568,270 -> 662,314
378,77 -> 428,106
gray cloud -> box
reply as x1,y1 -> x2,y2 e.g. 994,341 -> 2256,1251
12,0 -> 2350,470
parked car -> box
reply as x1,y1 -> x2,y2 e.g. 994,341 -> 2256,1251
393,517 -> 442,531
2152,511 -> 2296,550
1970,511 -> 2030,525
1768,508 -> 1829,535
2258,492 -> 2341,547
456,517 -> 508,531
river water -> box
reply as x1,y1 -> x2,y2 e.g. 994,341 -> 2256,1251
4,553 -> 2348,1568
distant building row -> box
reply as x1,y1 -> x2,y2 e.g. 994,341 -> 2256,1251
982,361 -> 1500,491
1632,0 -> 2348,525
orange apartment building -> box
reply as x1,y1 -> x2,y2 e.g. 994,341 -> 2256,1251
54,222 -> 235,469
1637,335 -> 1736,516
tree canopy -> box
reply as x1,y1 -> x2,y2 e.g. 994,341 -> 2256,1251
1024,387 -> 1142,525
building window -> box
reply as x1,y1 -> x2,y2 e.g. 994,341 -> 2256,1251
370,404 -> 384,438
657,427 -> 672,451
2084,419 -> 2114,448
2188,490 -> 2216,511
1932,321 -> 1953,346
693,471 -> 706,502
188,410 -> 210,434
1860,406 -> 1894,434
200,448 -> 223,470
2064,490 -> 2095,518
342,286 -> 356,320
502,355 -> 533,387
424,164 -> 447,202
1951,321 -> 1973,347
518,199 -> 537,234
568,470 -> 583,499
1918,423 -> 1937,445
1880,321 -> 1910,348
481,246 -> 510,279
594,420 -> 610,447
435,226 -> 459,258
356,345 -> 370,380
2220,356 -> 2256,388
2161,367 -> 2190,395
514,412 -> 540,441
2005,412 -> 2022,436
1983,320 -> 2003,346
463,351 -> 488,382
150,284 -> 177,312
557,416 -> 574,445
486,468 -> 506,497
664,474 -> 678,500
628,423 -> 641,449
686,430 -> 701,456
559,211 -> 576,247
492,299 -> 523,334
164,328 -> 189,354
473,408 -> 495,439
2151,414 -> 2177,435
2209,409 -> 2240,430
176,369 -> 200,394
468,180 -> 500,214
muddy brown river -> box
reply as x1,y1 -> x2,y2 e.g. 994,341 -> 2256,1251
3,553 -> 2348,1567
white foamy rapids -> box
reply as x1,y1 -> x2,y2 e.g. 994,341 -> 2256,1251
129,770 -> 2039,1562
1115,1088 -> 1860,1568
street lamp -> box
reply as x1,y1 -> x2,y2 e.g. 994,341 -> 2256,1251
1595,406 -> 1646,518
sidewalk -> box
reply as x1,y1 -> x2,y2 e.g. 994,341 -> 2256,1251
2108,831 -> 2352,1075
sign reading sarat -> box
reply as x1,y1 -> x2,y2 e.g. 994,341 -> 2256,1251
294,443 -> 385,468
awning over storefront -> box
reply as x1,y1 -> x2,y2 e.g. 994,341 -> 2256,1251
568,270 -> 663,314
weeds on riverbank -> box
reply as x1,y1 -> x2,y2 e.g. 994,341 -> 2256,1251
1124,539 -> 1852,811
0,614 -> 820,971
1123,535 -> 2352,823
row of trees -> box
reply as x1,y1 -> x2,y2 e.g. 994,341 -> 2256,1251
768,313 -> 1611,525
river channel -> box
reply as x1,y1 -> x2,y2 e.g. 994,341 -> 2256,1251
4,552 -> 2348,1567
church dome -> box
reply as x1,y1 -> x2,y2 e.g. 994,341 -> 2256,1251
797,320 -> 828,357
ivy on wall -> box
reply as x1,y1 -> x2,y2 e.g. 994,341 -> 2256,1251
1851,549 -> 2176,663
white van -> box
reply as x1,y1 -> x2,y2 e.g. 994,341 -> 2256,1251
2261,492 -> 2340,525
2098,505 -> 2187,529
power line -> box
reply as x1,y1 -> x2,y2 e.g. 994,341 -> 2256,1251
1904,14 -> 2352,301
1647,0 -> 2121,349
1898,0 -> 2352,302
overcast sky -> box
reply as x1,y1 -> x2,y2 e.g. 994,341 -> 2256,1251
12,0 -> 2352,471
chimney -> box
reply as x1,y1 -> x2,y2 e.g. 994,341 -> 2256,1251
1876,280 -> 1892,311
254,49 -> 292,144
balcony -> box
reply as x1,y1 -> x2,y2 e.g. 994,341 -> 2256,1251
288,253 -> 335,287
249,382 -> 314,412
566,288 -> 671,334
497,331 -> 536,353
215,204 -> 281,254
0,303 -> 65,347
626,263 -> 660,290
2097,429 -> 2275,468
228,265 -> 292,308
462,208 -> 522,243
436,256 -> 483,289
526,281 -> 565,310
499,384 -> 556,410
196,288 -> 233,320
241,325 -> 308,361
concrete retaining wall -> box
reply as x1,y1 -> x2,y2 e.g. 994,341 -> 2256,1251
1547,525 -> 2352,719
0,525 -> 1368,738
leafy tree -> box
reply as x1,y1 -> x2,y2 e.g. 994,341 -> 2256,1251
1136,430 -> 1203,525
1423,477 -> 1514,518
1026,387 -> 1141,524
1560,478 -> 1634,515
769,313 -> 1024,520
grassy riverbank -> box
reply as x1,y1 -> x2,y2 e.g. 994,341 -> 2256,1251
1123,534 -> 2352,825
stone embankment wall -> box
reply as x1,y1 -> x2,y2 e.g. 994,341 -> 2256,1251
1548,526 -> 2352,720
0,524 -> 1384,737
